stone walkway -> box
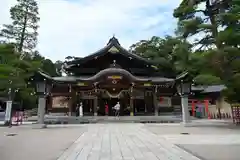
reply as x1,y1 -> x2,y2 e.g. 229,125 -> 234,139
57,124 -> 200,160
159,134 -> 240,145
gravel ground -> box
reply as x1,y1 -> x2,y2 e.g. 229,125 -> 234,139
0,125 -> 86,160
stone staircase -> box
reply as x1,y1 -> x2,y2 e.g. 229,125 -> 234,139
27,115 -> 195,124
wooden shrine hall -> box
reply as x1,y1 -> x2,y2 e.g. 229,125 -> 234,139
32,36 -> 191,117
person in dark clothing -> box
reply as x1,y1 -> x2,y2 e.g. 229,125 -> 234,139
76,104 -> 79,117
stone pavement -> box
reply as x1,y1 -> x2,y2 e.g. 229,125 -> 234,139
58,124 -> 200,160
0,126 -> 85,160
159,134 -> 240,145
145,124 -> 240,160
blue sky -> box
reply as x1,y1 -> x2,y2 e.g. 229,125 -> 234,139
0,0 -> 182,62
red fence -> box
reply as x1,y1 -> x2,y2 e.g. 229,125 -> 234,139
231,104 -> 240,124
190,99 -> 210,119
11,111 -> 24,125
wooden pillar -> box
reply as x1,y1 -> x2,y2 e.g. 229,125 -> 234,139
94,96 -> 98,116
191,99 -> 195,117
204,99 -> 210,119
129,86 -> 134,116
130,97 -> 134,116
68,85 -> 73,116
67,97 -> 72,116
153,93 -> 158,116
47,95 -> 53,114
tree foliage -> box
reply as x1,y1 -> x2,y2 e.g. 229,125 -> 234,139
0,0 -> 61,109
217,0 -> 240,103
0,42 -> 60,109
173,0 -> 240,103
0,43 -> 37,99
0,0 -> 40,53
130,36 -> 192,75
129,35 -> 220,85
131,0 -> 239,103
0,0 -> 239,110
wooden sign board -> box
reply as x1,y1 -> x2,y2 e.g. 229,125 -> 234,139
144,83 -> 152,87
77,82 -> 87,86
107,75 -> 122,79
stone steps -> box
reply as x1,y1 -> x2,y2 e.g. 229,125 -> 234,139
27,115 -> 197,124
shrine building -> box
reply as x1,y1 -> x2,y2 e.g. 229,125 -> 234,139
33,37 -> 189,116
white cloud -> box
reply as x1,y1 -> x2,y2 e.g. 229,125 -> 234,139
0,0 -> 181,62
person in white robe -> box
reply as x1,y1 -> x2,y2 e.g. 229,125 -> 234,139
79,102 -> 83,117
113,102 -> 120,117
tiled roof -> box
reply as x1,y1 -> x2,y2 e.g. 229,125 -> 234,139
192,85 -> 226,93
202,85 -> 226,93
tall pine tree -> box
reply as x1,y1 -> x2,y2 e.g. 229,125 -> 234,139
0,0 -> 40,54
174,0 -> 240,102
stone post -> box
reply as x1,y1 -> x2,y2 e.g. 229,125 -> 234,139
181,95 -> 191,125
4,101 -> 13,125
4,88 -> 15,126
37,95 -> 47,128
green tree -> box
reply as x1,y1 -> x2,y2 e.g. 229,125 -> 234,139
173,0 -> 227,49
174,0 -> 240,102
55,60 -> 64,76
173,0 -> 231,83
0,43 -> 37,99
23,51 -> 61,77
0,0 -> 40,53
130,36 -> 192,75
217,0 -> 240,103
129,36 -> 210,81
41,59 -> 60,77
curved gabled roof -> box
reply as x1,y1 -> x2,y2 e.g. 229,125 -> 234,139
72,68 -> 173,82
51,68 -> 174,83
65,36 -> 155,69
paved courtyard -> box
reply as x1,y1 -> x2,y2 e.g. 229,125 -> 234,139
0,125 -> 86,160
0,123 -> 240,160
145,124 -> 240,160
57,124 -> 200,160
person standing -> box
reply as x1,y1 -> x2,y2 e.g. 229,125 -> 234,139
113,102 -> 120,118
79,102 -> 83,117
75,104 -> 79,117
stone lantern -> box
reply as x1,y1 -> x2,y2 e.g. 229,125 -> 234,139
176,72 -> 192,126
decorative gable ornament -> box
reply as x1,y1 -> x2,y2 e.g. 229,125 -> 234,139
151,65 -> 158,70
108,46 -> 119,53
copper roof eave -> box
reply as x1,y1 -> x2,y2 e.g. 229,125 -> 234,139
114,43 -> 153,64
52,68 -> 174,83
52,76 -> 174,83
38,70 -> 53,80
175,71 -> 189,81
65,43 -> 112,67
